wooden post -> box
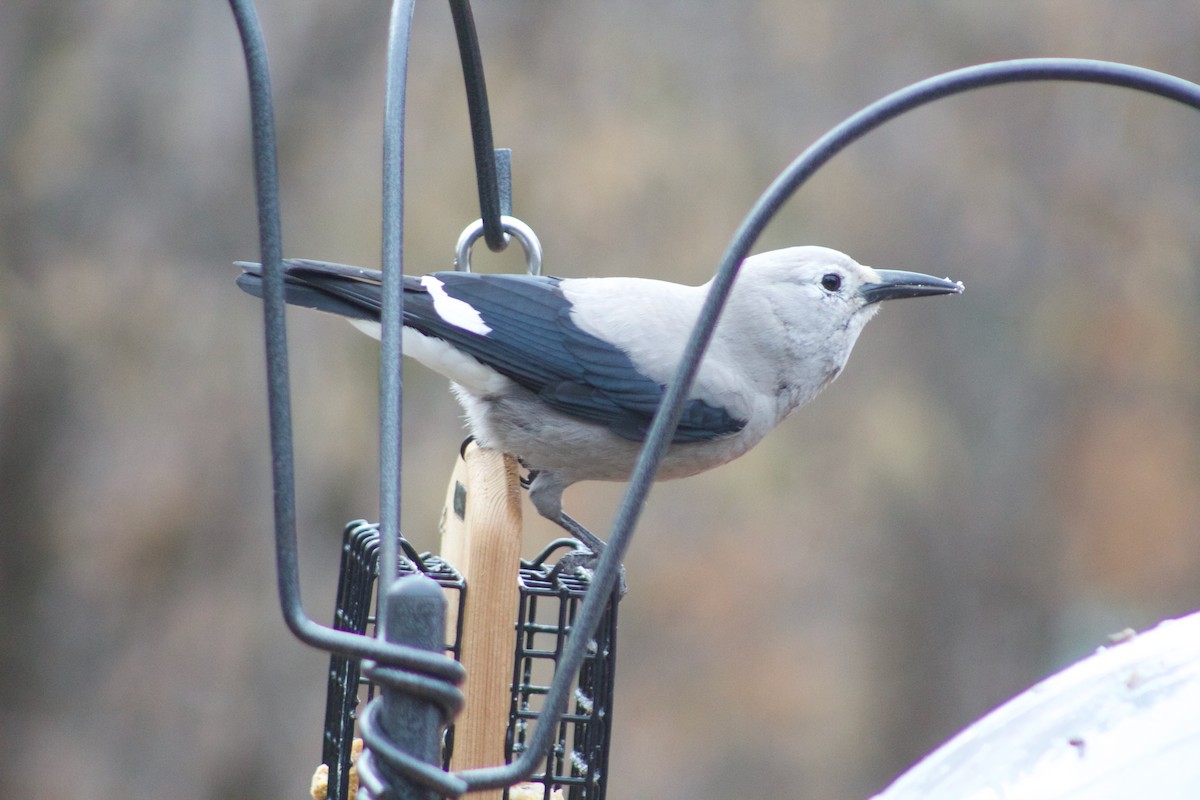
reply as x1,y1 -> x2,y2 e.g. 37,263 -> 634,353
439,441 -> 523,796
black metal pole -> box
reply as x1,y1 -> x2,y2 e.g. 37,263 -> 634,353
357,576 -> 458,800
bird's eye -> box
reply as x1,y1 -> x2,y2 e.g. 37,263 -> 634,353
821,273 -> 842,292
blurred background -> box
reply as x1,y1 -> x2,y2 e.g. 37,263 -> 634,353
4,1 -> 1200,798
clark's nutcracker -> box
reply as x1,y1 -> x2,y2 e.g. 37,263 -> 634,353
237,246 -> 961,544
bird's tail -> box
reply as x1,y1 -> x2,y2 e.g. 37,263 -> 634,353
235,259 -> 419,322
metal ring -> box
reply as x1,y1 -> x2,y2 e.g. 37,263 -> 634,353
454,215 -> 543,275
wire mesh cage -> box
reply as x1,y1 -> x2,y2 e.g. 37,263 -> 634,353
320,523 -> 618,800
321,521 -> 466,799
509,552 -> 620,799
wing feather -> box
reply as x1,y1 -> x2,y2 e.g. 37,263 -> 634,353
236,260 -> 745,442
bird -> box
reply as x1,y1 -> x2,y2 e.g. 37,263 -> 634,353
236,246 -> 961,553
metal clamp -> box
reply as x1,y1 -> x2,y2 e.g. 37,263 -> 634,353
454,216 -> 543,275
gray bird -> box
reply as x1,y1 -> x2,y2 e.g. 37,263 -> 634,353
237,246 -> 961,550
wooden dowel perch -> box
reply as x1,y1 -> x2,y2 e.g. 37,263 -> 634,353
439,441 -> 525,799
308,445 -> 581,798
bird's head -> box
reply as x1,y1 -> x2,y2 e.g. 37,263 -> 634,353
737,245 -> 962,335
730,246 -> 963,406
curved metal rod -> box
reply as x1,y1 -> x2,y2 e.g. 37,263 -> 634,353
456,58 -> 1200,791
449,0 -> 508,251
358,699 -> 470,798
226,0 -> 465,685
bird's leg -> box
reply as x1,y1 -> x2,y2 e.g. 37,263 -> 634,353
522,471 -> 626,596
554,508 -> 607,554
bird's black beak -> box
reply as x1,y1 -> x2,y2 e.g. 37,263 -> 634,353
861,269 -> 964,305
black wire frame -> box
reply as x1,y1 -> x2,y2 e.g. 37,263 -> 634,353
224,0 -> 1200,792
507,562 -> 620,799
322,522 -> 468,800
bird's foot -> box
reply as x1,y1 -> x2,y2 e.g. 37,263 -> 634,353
546,548 -> 628,598
547,511 -> 627,598
520,470 -> 626,596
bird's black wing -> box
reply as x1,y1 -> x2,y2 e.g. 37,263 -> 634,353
420,271 -> 745,443
236,260 -> 745,443
234,259 -> 388,321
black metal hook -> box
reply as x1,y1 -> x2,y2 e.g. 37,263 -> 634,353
449,0 -> 512,251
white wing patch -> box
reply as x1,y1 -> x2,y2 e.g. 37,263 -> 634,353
348,319 -> 382,340
421,275 -> 492,335
402,328 -> 511,395
346,313 -> 508,395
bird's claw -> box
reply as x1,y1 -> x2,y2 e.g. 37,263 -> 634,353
521,470 -> 627,596
543,511 -> 627,597
545,543 -> 628,598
